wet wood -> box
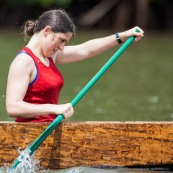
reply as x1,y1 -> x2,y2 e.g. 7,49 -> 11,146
0,121 -> 173,169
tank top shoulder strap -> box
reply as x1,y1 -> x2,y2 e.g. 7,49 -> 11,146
19,47 -> 39,86
22,47 -> 40,63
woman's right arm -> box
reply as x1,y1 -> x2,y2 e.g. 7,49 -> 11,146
6,54 -> 73,119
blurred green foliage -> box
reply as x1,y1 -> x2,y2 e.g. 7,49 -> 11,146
4,0 -> 73,8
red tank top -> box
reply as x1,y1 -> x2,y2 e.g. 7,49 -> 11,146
16,47 -> 64,122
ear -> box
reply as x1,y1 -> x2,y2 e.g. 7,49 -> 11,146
43,26 -> 51,36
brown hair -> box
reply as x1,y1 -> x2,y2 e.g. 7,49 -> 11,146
23,9 -> 76,37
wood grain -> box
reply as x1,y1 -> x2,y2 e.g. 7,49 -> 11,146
0,121 -> 173,169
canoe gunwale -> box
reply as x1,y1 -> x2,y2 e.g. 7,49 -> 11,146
0,121 -> 173,170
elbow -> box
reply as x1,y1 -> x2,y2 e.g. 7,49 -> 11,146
6,107 -> 17,118
6,103 -> 19,117
83,49 -> 96,59
80,45 -> 97,60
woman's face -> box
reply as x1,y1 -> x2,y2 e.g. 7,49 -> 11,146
42,26 -> 73,57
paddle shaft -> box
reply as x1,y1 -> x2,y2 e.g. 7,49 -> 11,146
10,34 -> 136,170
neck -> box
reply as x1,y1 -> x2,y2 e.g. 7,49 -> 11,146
26,33 -> 44,59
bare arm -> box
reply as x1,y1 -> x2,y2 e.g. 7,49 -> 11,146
55,26 -> 144,64
6,54 -> 73,119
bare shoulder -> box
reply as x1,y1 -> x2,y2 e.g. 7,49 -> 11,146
11,52 -> 33,65
9,52 -> 34,74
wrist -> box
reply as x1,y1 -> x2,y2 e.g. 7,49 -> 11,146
115,32 -> 122,44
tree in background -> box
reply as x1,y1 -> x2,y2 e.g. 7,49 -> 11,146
0,0 -> 173,31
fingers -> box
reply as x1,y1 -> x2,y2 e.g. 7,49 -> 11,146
135,26 -> 144,34
120,26 -> 144,43
133,26 -> 144,42
63,103 -> 74,119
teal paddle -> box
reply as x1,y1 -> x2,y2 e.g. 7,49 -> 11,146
10,31 -> 139,171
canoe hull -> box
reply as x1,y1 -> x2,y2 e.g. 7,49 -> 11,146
0,121 -> 173,169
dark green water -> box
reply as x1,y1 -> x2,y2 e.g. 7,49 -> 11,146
1,29 -> 173,121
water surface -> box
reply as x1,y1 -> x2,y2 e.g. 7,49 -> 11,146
0,166 -> 170,173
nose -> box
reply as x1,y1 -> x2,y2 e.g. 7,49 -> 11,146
59,44 -> 65,51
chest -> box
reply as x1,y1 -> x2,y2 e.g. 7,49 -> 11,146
29,61 -> 64,93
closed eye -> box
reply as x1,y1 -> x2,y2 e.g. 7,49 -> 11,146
61,39 -> 67,43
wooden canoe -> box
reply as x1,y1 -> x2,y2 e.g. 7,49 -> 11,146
0,121 -> 173,170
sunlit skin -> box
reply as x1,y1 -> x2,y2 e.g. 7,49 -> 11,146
6,26 -> 74,119
6,26 -> 144,120
26,26 -> 73,64
42,29 -> 73,57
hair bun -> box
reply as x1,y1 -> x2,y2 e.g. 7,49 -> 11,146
24,20 -> 37,37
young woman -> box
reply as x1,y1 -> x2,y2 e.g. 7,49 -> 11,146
6,9 -> 144,122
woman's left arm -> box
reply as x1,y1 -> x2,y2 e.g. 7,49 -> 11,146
55,26 -> 144,64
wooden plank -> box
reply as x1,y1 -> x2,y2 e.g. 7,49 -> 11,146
0,121 -> 173,169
